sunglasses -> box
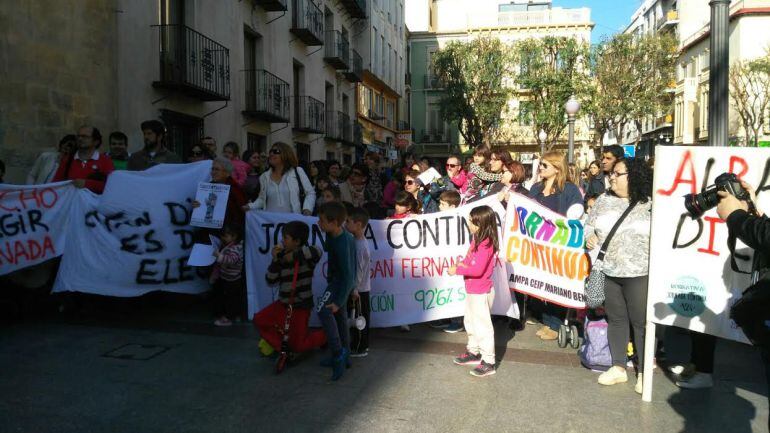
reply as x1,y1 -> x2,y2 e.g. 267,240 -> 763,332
191,151 -> 203,156
446,163 -> 459,168
405,180 -> 415,185
269,148 -> 281,155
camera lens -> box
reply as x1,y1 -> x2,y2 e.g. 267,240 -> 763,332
684,193 -> 705,218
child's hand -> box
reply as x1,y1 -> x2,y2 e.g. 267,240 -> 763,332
212,249 -> 220,258
447,266 -> 457,276
351,290 -> 360,301
271,245 -> 283,260
326,303 -> 339,313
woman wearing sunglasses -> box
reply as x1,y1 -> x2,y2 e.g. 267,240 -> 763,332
245,142 -> 316,215
187,145 -> 211,163
527,151 -> 584,342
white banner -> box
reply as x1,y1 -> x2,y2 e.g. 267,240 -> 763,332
53,162 -> 213,296
646,146 -> 770,343
0,182 -> 80,276
502,192 -> 590,309
246,196 -> 519,327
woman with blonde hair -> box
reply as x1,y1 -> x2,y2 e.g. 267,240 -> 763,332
527,151 -> 584,341
246,142 -> 315,215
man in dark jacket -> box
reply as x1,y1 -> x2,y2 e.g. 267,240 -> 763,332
127,120 -> 182,171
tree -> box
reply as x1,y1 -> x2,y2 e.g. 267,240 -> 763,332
513,36 -> 590,151
583,32 -> 677,146
432,37 -> 513,148
730,57 -> 770,147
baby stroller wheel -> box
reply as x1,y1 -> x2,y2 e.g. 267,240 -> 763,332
557,324 -> 568,348
569,324 -> 580,349
275,352 -> 289,374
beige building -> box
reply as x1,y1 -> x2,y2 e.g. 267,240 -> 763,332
406,0 -> 593,157
0,0 -> 406,183
673,0 -> 770,146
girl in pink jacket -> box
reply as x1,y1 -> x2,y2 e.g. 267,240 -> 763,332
448,205 -> 499,377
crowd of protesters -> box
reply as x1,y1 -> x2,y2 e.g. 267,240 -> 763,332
4,122 -> 734,390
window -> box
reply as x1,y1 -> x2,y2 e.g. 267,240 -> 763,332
295,142 -> 310,166
247,133 -> 266,154
343,153 -> 352,165
701,51 -> 709,70
326,151 -> 336,161
518,101 -> 533,126
161,109 -> 203,159
386,100 -> 395,129
499,3 -> 527,12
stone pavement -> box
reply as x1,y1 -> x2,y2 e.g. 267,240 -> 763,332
0,297 -> 768,433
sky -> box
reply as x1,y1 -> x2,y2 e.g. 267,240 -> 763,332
553,0 -> 644,44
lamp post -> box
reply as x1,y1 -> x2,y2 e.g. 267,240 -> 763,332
565,96 -> 580,164
538,129 -> 547,158
708,0 -> 729,147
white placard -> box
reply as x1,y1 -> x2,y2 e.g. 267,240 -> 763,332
190,182 -> 230,229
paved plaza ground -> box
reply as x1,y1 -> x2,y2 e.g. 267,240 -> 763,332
0,294 -> 768,433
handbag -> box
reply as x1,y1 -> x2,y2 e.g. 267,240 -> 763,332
585,201 -> 638,308
294,167 -> 306,204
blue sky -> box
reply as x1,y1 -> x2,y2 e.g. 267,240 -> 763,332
553,0 -> 643,44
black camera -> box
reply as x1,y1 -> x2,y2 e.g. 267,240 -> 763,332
684,172 -> 751,218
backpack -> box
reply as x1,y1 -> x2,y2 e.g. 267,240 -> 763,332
578,316 -> 613,372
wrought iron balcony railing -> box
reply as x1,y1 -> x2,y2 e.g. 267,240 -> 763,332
154,24 -> 230,101
339,0 -> 366,19
343,49 -> 363,82
293,96 -> 325,133
424,74 -> 442,89
397,120 -> 410,131
291,0 -> 324,46
325,111 -> 353,142
420,129 -> 448,143
323,31 -> 350,69
243,69 -> 290,123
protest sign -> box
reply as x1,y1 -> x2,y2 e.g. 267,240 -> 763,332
645,146 -> 770,343
53,162 -> 213,296
190,182 -> 230,229
245,196 -> 518,327
502,192 -> 590,309
0,182 -> 80,276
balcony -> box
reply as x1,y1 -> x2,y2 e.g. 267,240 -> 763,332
254,0 -> 287,12
658,9 -> 679,31
467,7 -> 591,29
153,24 -> 230,101
420,129 -> 448,143
325,111 -> 353,142
343,49 -> 363,82
243,69 -> 290,123
293,96 -> 325,133
397,120 -> 410,131
291,0 -> 324,46
339,0 -> 367,19
323,31 -> 350,69
424,74 -> 442,89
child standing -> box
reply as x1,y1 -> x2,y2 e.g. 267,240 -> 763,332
436,191 -> 466,333
211,224 -> 245,327
346,207 -> 372,358
448,205 -> 499,377
316,202 -> 357,380
255,221 -> 326,356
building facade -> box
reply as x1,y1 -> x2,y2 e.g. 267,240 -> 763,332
620,0 -> 679,156
406,0 -> 593,158
672,0 -> 770,146
0,0 -> 407,183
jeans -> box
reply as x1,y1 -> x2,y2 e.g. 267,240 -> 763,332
318,303 -> 350,356
604,275 -> 648,370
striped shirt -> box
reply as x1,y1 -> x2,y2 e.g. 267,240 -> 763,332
266,245 -> 322,308
215,241 -> 244,282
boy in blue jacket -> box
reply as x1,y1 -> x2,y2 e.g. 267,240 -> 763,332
315,201 -> 357,380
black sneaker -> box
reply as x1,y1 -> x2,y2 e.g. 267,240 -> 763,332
453,351 -> 482,366
470,361 -> 496,377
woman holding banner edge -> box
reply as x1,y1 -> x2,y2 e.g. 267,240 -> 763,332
584,157 -> 653,394
527,151 -> 584,341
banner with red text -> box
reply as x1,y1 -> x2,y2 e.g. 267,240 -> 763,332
52,162 -> 212,296
646,146 -> 770,343
246,196 -> 519,327
502,192 -> 590,309
0,182 -> 80,276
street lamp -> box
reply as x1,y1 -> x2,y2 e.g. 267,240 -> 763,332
565,96 -> 580,164
538,129 -> 547,157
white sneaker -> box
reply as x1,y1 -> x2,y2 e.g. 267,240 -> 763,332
676,372 -> 713,389
635,373 -> 643,394
598,366 -> 628,386
668,363 -> 695,377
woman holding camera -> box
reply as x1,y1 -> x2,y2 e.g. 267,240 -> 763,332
584,157 -> 653,394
